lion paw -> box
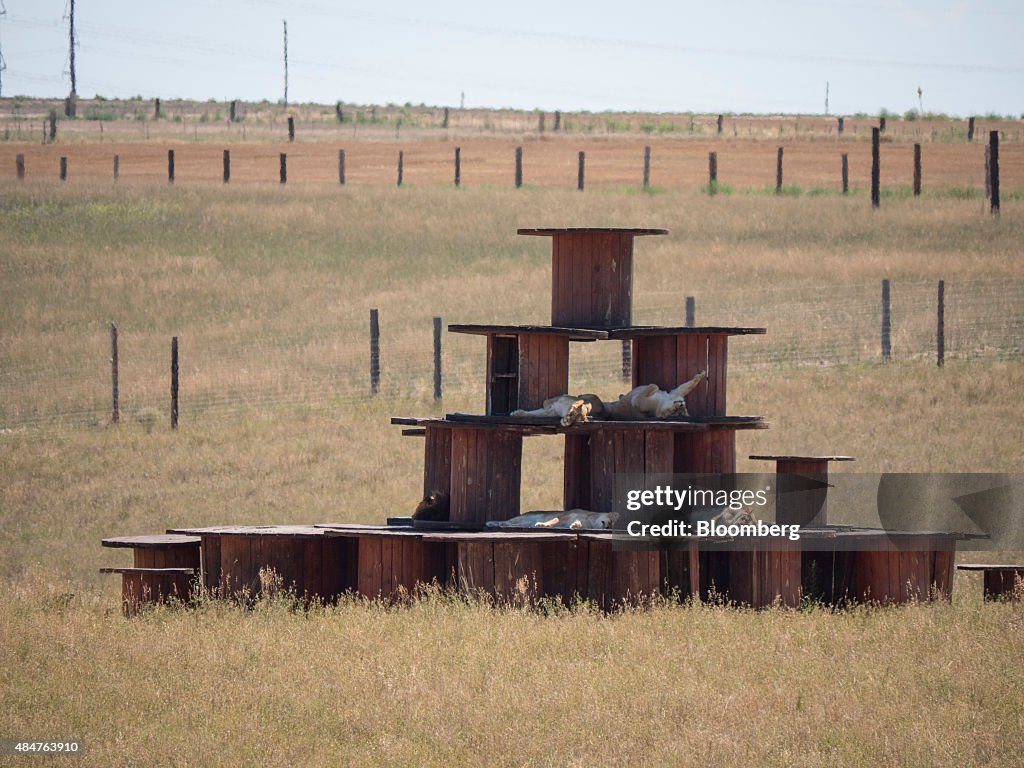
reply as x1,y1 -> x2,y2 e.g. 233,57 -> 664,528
560,399 -> 592,427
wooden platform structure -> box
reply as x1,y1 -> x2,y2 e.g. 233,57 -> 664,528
102,227 -> 980,611
956,564 -> 1024,600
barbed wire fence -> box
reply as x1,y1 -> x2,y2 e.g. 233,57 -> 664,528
1,278 -> 1022,437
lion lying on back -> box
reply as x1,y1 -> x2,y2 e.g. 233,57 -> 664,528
487,510 -> 619,530
511,370 -> 707,426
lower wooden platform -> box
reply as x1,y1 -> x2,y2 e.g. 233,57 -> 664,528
139,523 -> 971,611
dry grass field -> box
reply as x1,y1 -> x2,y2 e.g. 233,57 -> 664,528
2,120 -> 1024,766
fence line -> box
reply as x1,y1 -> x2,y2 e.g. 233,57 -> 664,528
1,278 -> 1022,437
7,140 -> 1015,199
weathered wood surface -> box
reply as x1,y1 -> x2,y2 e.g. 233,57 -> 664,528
448,428 -> 523,524
608,326 -> 765,337
450,324 -> 607,340
518,228 -> 667,236
100,567 -> 196,574
103,534 -> 200,548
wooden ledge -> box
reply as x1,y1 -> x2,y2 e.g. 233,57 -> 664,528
447,324 -> 608,341
750,455 -> 855,462
393,414 -> 767,432
100,567 -> 197,575
606,326 -> 767,338
102,534 -> 200,549
517,227 -> 668,236
165,525 -> 328,538
957,564 -> 1024,571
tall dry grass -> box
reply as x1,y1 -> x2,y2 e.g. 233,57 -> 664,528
1,179 -> 1023,765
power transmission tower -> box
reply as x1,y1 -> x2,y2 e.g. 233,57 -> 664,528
282,19 -> 288,106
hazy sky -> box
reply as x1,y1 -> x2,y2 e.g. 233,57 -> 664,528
1,1 -> 1021,116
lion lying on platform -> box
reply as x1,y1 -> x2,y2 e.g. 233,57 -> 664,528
486,510 -> 620,530
510,370 -> 707,426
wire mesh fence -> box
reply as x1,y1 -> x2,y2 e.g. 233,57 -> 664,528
2,278 -> 1022,436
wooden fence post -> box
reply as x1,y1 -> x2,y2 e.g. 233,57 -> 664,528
370,309 -> 381,394
338,149 -> 346,185
171,336 -> 179,429
113,154 -> 120,182
879,116 -> 886,133
168,149 -> 175,184
871,127 -> 880,208
433,317 -> 442,401
287,116 -> 295,142
775,147 -> 783,193
223,149 -> 230,183
16,154 -> 25,180
554,111 -> 561,131
989,130 -> 1000,215
578,151 -> 585,191
717,114 -> 724,134
967,116 -> 975,142
397,151 -> 404,187
837,116 -> 844,135
841,153 -> 849,194
111,323 -> 120,424
230,100 -> 238,122
60,156 -> 67,181
642,145 -> 651,189
686,296 -> 696,327
539,113 -> 545,133
937,280 -> 945,368
442,107 -> 449,129
881,279 -> 891,361
913,143 -> 921,197
708,151 -> 718,194
279,152 -> 287,184
154,98 -> 161,119
49,110 -> 57,142
515,146 -> 523,188
454,147 -> 461,187
621,341 -> 631,381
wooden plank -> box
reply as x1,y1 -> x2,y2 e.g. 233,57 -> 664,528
102,534 -> 201,548
358,537 -> 382,599
423,425 -> 452,498
617,233 -> 633,327
709,335 -> 727,416
586,539 -> 609,611
302,539 -> 323,600
100,567 -> 195,574
448,428 -> 472,523
590,232 -> 614,326
568,232 -> 587,327
200,535 -> 221,592
644,430 -> 674,474
932,545 -> 952,600
551,233 -> 568,326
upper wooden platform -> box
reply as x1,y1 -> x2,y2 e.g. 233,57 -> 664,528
391,414 -> 768,433
449,324 -> 766,338
517,228 -> 668,236
750,455 -> 855,462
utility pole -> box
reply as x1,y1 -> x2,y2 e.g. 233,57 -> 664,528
64,0 -> 77,115
824,81 -> 829,115
0,1 -> 7,99
282,19 -> 288,107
